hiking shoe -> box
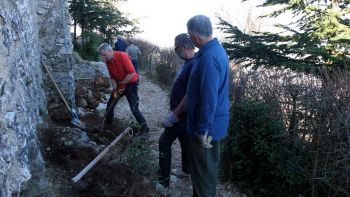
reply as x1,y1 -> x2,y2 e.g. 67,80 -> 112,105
155,182 -> 169,196
139,126 -> 150,140
171,168 -> 190,179
140,132 -> 150,140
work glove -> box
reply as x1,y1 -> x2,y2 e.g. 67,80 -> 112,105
195,131 -> 213,148
162,111 -> 179,128
112,89 -> 123,99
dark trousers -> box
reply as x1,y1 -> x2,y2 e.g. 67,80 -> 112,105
158,119 -> 190,187
131,59 -> 139,74
188,137 -> 220,197
105,83 -> 147,129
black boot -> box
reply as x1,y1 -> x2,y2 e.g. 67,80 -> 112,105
140,123 -> 150,140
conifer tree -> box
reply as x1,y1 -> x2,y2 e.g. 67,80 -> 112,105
219,0 -> 350,71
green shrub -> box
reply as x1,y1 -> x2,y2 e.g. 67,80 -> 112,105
221,99 -> 306,196
124,139 -> 158,181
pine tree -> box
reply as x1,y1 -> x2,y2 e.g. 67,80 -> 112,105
219,0 -> 350,71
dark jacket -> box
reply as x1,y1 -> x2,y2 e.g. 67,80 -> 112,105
170,58 -> 194,117
114,38 -> 127,52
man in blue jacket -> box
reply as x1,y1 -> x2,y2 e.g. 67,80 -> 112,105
186,15 -> 230,197
114,36 -> 127,52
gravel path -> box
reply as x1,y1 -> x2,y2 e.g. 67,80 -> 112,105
112,72 -> 244,197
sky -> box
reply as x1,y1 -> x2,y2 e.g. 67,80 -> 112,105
118,0 -> 287,48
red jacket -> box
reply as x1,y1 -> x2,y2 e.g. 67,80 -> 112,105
106,51 -> 138,86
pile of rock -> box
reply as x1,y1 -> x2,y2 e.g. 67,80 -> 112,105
75,76 -> 111,109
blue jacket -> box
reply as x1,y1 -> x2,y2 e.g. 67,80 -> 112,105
170,58 -> 194,116
114,38 -> 127,52
186,38 -> 230,141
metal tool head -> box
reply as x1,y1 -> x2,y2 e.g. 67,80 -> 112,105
71,118 -> 87,129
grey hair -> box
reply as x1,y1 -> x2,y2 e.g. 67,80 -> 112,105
186,15 -> 213,38
175,33 -> 195,49
97,43 -> 113,53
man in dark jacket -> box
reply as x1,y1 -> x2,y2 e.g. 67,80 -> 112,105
114,36 -> 127,52
158,33 -> 195,189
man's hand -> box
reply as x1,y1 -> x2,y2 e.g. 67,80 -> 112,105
112,89 -> 123,99
162,112 -> 179,128
118,82 -> 126,94
195,131 -> 213,148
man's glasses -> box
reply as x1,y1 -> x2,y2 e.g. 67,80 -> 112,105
174,46 -> 184,52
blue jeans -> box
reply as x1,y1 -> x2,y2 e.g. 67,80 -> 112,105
105,83 -> 148,130
158,118 -> 190,187
131,59 -> 139,74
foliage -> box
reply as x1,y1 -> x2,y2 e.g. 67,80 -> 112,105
69,0 -> 139,45
138,43 -> 181,88
221,67 -> 350,196
221,99 -> 306,196
155,48 -> 182,86
74,31 -> 104,61
218,0 -> 350,71
123,138 -> 158,181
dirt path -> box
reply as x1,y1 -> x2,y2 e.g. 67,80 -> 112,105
112,72 -> 244,197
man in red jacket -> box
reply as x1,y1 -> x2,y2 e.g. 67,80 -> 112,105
97,43 -> 149,137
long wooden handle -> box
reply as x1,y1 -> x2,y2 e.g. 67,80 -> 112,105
71,127 -> 132,182
98,96 -> 120,127
42,61 -> 72,112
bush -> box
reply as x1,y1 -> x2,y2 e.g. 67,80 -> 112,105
221,99 -> 306,196
124,139 -> 158,181
153,48 -> 181,86
221,67 -> 350,196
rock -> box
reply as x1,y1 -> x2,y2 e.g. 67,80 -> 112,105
95,103 -> 107,117
78,98 -> 88,108
88,98 -> 100,109
93,91 -> 101,100
94,77 -> 110,88
47,102 -> 61,111
105,88 -> 112,94
99,92 -> 107,101
5,112 -> 16,128
87,90 -> 93,99
75,85 -> 88,98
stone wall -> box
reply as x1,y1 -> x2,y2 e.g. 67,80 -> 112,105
0,0 -> 73,196
38,0 -> 75,118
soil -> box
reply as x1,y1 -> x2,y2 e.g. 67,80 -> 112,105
26,114 -> 159,197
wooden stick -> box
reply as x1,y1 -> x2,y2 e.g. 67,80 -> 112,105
71,127 -> 133,182
42,61 -> 72,112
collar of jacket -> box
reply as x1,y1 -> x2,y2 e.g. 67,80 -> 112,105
195,38 -> 220,57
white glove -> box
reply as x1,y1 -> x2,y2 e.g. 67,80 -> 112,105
195,131 -> 213,148
162,112 -> 179,128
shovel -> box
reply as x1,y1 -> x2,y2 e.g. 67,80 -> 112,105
95,95 -> 121,132
42,61 -> 86,129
